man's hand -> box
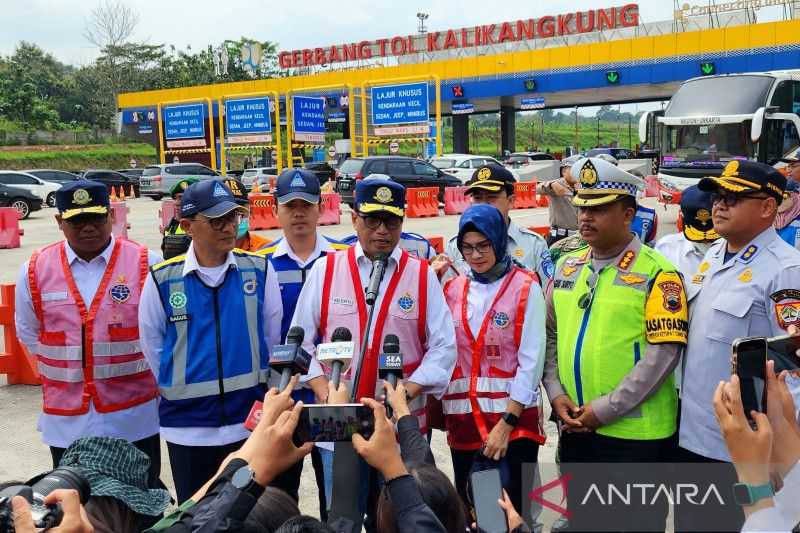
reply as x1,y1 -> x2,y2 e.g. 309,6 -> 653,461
261,374 -> 299,427
12,490 -> 94,533
328,380 -> 350,404
551,394 -> 585,432
352,398 -> 408,481
403,381 -> 423,400
383,380 -> 411,420
483,420 -> 512,460
430,254 -> 455,279
573,403 -> 602,431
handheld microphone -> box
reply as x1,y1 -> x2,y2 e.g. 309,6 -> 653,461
378,334 -> 403,417
269,326 -> 312,392
316,327 -> 354,391
364,253 -> 388,306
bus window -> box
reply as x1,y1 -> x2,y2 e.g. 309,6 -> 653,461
769,81 -> 800,114
763,120 -> 800,163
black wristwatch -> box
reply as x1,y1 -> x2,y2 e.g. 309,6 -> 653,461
502,412 -> 520,427
231,463 -> 264,499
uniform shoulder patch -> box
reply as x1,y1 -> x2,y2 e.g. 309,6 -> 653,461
645,271 -> 688,345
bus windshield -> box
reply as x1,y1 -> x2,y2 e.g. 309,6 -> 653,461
662,122 -> 754,163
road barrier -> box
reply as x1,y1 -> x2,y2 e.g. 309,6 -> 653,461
528,226 -> 550,238
513,182 -> 538,209
406,187 -> 439,218
249,194 -> 281,230
318,193 -> 341,226
426,235 -> 444,255
0,284 -> 40,385
537,193 -> 549,208
159,199 -> 177,233
444,186 -> 469,215
0,208 -> 23,249
644,175 -> 659,198
110,202 -> 130,239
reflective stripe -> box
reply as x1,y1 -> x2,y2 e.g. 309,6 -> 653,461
276,269 -> 304,285
38,362 -> 83,383
240,269 -> 262,379
443,398 -> 470,414
94,359 -> 151,380
168,277 -> 188,387
93,340 -> 142,356
443,394 -> 540,415
36,344 -> 81,361
160,373 -> 260,401
445,377 -> 511,396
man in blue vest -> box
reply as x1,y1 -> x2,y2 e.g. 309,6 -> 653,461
138,179 -> 283,503
258,168 -> 348,511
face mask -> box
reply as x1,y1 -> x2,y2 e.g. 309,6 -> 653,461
237,218 -> 250,239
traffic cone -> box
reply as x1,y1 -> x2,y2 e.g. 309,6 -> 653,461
129,184 -> 135,198
110,186 -> 118,201
119,186 -> 126,201
252,182 -> 260,193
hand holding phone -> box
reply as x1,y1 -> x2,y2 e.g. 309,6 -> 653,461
292,404 -> 375,443
470,469 -> 507,533
767,334 -> 800,373
731,337 -> 768,425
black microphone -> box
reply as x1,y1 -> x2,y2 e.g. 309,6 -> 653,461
364,253 -> 389,306
316,327 -> 354,390
378,334 -> 403,417
269,326 -> 311,391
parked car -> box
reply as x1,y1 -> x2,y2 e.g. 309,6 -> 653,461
241,167 -> 279,190
504,152 -> 556,169
0,183 -> 42,219
304,162 -> 336,185
78,170 -> 140,197
0,171 -> 62,207
430,153 -> 515,183
25,169 -> 80,186
116,168 -> 145,181
138,163 -> 220,200
584,148 -> 633,160
335,156 -> 461,207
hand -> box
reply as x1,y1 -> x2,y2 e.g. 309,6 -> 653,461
12,489 -> 94,533
328,380 -> 350,404
498,490 -> 524,531
403,381 -> 423,400
233,401 -> 314,486
765,361 -> 800,478
352,398 -> 408,481
261,374 -> 299,427
788,326 -> 800,374
573,403 -> 602,431
483,420 -> 512,460
383,380 -> 411,420
713,376 -> 772,485
430,254 -> 454,279
551,394 -> 584,431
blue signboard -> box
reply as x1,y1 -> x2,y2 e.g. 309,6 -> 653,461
426,120 -> 437,159
327,112 -> 346,123
225,97 -> 272,135
292,96 -> 326,135
164,103 -> 206,140
520,97 -> 546,110
371,82 -> 429,126
452,103 -> 474,115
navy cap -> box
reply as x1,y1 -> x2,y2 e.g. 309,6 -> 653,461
699,160 -> 786,201
680,186 -> 719,243
56,180 -> 110,219
180,179 -> 245,218
275,169 -> 320,204
221,177 -> 248,206
465,164 -> 516,194
779,149 -> 800,164
355,175 -> 405,217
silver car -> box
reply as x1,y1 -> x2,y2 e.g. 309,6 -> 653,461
139,163 -> 219,200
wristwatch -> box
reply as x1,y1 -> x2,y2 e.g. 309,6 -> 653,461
231,463 -> 264,499
732,481 -> 774,506
501,412 -> 520,427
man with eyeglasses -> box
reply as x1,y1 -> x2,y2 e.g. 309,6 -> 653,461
290,176 -> 456,529
221,177 -> 272,252
15,180 -> 163,485
542,157 -> 688,531
138,179 -> 282,503
775,150 -> 800,250
676,160 -> 800,532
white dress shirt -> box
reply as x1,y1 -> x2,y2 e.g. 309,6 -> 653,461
138,242 -> 282,446
15,236 -> 162,448
654,232 -> 713,300
742,461 -> 800,532
269,231 -> 337,269
465,274 -> 546,406
292,242 -> 457,399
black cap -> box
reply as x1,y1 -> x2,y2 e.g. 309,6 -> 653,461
180,179 -> 246,218
222,178 -> 248,206
699,160 -> 786,201
465,164 -> 516,194
56,180 -> 110,219
680,185 -> 720,242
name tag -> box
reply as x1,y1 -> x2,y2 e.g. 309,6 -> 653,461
333,297 -> 354,307
41,291 -> 68,302
169,313 -> 189,323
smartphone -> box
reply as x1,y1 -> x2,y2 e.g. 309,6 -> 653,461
767,334 -> 800,373
470,468 -> 507,533
293,404 -> 375,444
731,337 -> 768,424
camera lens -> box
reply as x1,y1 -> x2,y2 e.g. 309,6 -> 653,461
29,467 -> 91,504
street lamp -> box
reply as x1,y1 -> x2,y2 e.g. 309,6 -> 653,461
417,12 -> 429,33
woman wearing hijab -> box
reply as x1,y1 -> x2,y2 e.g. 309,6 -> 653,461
440,204 -> 548,513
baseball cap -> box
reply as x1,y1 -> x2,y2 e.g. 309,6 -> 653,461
222,177 -> 248,206
465,164 -> 516,194
56,180 -> 110,220
275,169 -> 321,204
698,160 -> 786,201
169,178 -> 199,198
680,186 -> 719,242
180,179 -> 245,218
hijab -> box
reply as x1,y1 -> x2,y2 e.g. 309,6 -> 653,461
457,204 -> 512,284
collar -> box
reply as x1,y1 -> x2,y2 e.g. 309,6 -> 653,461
707,227 -> 778,270
271,232 -> 334,261
506,219 -> 522,244
354,242 -> 402,266
182,241 -> 238,276
64,235 -> 116,265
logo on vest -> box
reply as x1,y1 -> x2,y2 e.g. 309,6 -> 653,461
243,279 -> 257,295
492,311 -> 510,329
169,291 -> 187,309
397,292 -> 415,313
109,284 -> 131,303
332,296 -> 354,307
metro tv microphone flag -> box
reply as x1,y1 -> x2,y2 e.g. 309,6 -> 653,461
316,327 -> 354,391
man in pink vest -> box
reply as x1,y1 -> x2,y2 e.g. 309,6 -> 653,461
15,180 -> 162,485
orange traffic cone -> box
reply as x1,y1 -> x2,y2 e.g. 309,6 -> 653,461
110,186 -> 118,201
129,184 -> 135,198
119,186 -> 126,201
252,182 -> 260,193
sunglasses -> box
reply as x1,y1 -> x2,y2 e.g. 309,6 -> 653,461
358,214 -> 402,230
578,270 -> 599,310
710,191 -> 771,207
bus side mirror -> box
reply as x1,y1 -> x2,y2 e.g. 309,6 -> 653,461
638,111 -> 650,144
751,107 -> 767,143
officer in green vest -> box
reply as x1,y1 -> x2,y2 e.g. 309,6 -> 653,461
161,178 -> 198,259
542,157 -> 688,531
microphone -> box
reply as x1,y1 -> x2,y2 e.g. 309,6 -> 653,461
316,327 -> 354,391
269,326 -> 312,392
364,253 -> 388,306
378,334 -> 403,417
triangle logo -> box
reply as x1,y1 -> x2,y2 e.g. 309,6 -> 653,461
213,181 -> 228,198
290,173 -> 306,188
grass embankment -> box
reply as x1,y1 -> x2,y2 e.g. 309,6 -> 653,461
0,143 -> 157,171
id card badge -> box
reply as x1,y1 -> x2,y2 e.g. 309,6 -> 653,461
485,330 -> 502,361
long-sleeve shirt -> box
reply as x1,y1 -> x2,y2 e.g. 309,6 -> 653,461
292,243 -> 457,399
138,242 -> 282,446
742,461 -> 800,532
15,236 -> 162,448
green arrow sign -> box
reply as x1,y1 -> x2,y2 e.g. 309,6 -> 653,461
700,62 -> 716,75
524,79 -> 536,91
606,71 -> 620,84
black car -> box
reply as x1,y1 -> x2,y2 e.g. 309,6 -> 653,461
78,170 -> 140,197
335,156 -> 461,206
116,168 -> 145,181
304,162 -> 336,185
25,169 -> 80,184
0,183 -> 42,219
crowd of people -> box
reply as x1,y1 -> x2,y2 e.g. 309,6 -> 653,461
6,153 -> 800,532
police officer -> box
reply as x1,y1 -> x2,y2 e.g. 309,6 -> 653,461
161,178 -> 198,259
677,160 -> 800,532
542,157 -> 687,531
138,179 -> 282,503
444,164 -> 554,282
221,177 -> 272,251
536,155 -> 579,246
15,181 -> 162,484
258,168 -> 348,510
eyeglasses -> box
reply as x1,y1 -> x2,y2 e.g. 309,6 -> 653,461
460,240 -> 493,257
358,214 -> 403,230
64,214 -> 109,228
711,191 -> 770,207
199,211 -> 242,230
578,270 -> 599,310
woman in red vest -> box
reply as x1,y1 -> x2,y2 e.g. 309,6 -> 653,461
441,203 -> 547,514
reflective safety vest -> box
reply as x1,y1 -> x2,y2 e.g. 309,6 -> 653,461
162,218 -> 191,260
552,245 -> 680,440
150,251 -> 269,428
28,239 -> 158,416
318,246 -> 429,432
442,268 -> 545,450
777,217 -> 800,250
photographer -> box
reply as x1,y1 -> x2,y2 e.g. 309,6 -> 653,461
12,489 -> 94,533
